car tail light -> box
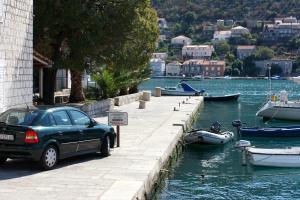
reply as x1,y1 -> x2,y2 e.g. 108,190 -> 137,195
25,130 -> 39,144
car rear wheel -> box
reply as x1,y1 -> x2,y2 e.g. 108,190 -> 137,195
101,136 -> 111,157
0,156 -> 7,164
40,145 -> 58,170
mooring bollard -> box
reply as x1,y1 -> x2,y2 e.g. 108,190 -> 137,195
155,87 -> 161,97
143,91 -> 151,101
139,100 -> 146,109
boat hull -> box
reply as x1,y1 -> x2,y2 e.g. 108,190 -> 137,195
248,147 -> 300,167
240,126 -> 300,137
256,101 -> 300,121
204,93 -> 240,102
185,130 -> 234,145
161,90 -> 200,96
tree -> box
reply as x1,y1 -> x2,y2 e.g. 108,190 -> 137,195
215,40 -> 230,56
243,56 -> 260,76
268,64 -> 283,76
34,0 -> 158,103
255,47 -> 275,60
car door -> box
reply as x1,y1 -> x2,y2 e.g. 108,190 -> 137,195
68,110 -> 100,152
51,110 -> 80,157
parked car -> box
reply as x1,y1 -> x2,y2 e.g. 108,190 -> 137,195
0,106 -> 115,170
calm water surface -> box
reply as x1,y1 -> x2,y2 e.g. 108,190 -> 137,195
139,78 -> 300,200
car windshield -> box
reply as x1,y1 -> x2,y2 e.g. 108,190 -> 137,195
0,109 -> 44,126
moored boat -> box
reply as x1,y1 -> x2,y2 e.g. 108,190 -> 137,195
161,81 -> 205,96
235,140 -> 300,167
184,122 -> 234,145
204,93 -> 240,102
231,120 -> 300,137
184,130 -> 234,145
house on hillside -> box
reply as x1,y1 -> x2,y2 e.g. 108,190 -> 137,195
181,59 -> 226,77
182,45 -> 214,60
254,58 -> 293,76
201,60 -> 226,77
158,18 -> 168,29
171,35 -> 192,47
152,53 -> 168,61
0,1 -> 33,111
150,59 -> 166,77
166,61 -> 182,76
237,45 -> 256,60
231,26 -> 250,37
212,31 -> 232,43
263,16 -> 300,41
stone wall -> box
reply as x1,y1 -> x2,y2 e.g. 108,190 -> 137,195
79,99 -> 114,118
0,0 -> 33,112
114,92 -> 144,106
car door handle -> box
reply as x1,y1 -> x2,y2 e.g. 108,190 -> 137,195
79,130 -> 84,135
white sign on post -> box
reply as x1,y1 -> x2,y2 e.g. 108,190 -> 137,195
108,112 -> 128,126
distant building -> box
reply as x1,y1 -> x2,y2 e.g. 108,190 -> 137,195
202,60 -> 226,77
158,18 -> 168,29
263,17 -> 300,41
150,59 -> 166,77
254,58 -> 293,76
203,24 -> 216,37
231,26 -> 250,37
217,19 -> 225,27
182,45 -> 214,60
171,35 -> 192,46
152,53 -> 168,61
166,61 -> 182,76
212,31 -> 232,43
224,20 -> 234,26
159,35 -> 167,41
181,59 -> 226,77
237,45 -> 256,60
181,60 -> 203,77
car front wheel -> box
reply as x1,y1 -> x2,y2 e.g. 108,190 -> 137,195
0,156 -> 7,164
101,136 -> 111,157
40,145 -> 58,170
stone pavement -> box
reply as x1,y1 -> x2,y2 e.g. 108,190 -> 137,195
0,96 -> 203,200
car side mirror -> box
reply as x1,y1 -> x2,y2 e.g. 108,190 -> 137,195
88,120 -> 95,128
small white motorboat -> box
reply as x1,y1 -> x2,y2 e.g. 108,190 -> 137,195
184,122 -> 234,145
256,90 -> 300,121
235,140 -> 300,167
161,81 -> 205,96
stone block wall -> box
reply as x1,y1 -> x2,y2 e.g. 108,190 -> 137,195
0,0 -> 33,112
80,99 -> 114,118
114,92 -> 143,106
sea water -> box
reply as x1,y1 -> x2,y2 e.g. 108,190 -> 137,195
139,78 -> 300,200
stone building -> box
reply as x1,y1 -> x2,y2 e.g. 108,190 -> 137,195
254,58 -> 293,76
181,59 -> 225,77
237,45 -> 256,60
182,45 -> 214,60
166,61 -> 181,76
0,0 -> 33,112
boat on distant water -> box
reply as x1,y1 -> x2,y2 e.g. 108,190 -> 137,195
185,122 -> 234,145
161,81 -> 205,96
192,75 -> 203,80
235,140 -> 300,167
204,93 -> 240,101
256,90 -> 300,121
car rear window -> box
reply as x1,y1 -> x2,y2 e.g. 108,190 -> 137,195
0,109 -> 44,126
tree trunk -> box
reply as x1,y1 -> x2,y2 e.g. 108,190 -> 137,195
43,68 -> 57,105
69,70 -> 85,103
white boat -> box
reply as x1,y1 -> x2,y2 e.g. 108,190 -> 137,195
161,81 -> 205,96
256,90 -> 300,121
185,130 -> 234,145
235,140 -> 300,167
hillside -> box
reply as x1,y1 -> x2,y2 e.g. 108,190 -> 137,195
153,0 -> 300,24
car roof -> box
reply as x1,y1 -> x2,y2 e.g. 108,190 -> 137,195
7,106 -> 81,113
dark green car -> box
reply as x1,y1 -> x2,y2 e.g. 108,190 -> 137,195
0,106 -> 115,170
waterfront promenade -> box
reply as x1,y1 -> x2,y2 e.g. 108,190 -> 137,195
0,96 -> 203,200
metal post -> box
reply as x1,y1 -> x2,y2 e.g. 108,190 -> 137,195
117,125 -> 120,147
268,64 -> 271,100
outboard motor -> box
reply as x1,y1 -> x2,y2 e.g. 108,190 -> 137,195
210,121 -> 222,133
232,120 -> 242,137
235,140 -> 251,166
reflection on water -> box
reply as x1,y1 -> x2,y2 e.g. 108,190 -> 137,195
139,79 -> 300,200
